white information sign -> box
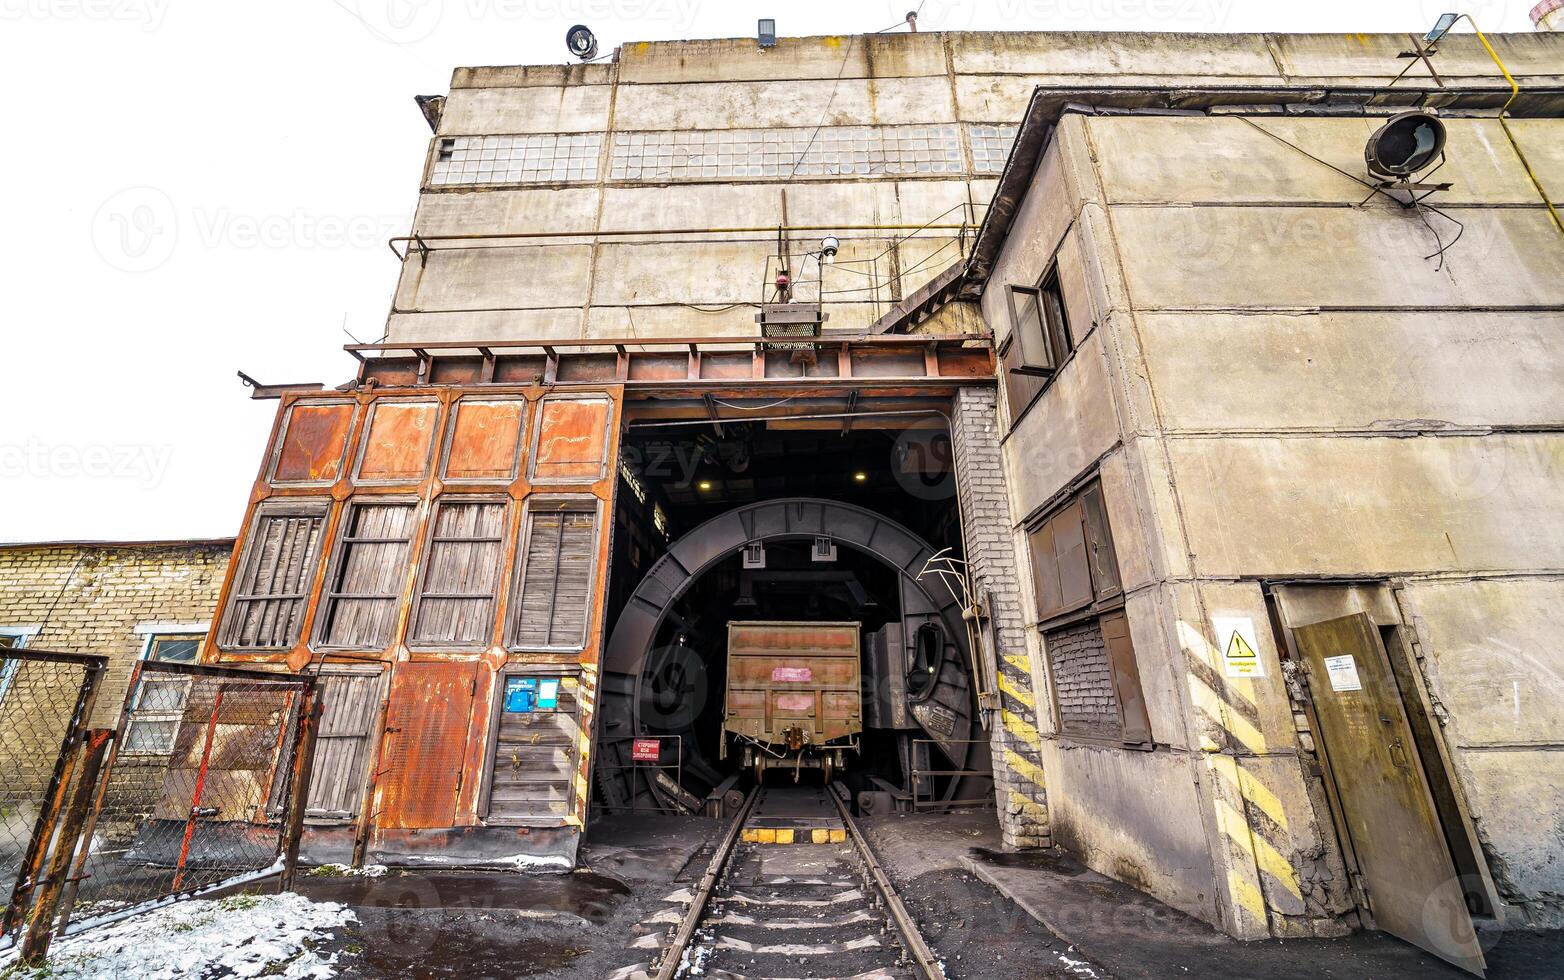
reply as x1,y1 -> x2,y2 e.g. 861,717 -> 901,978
1323,654 -> 1363,692
1214,616 -> 1266,679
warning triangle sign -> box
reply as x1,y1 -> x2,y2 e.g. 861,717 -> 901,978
1226,631 -> 1258,662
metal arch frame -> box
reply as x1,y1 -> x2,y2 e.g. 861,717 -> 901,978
596,497 -> 975,810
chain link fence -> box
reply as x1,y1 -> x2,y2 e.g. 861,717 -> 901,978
0,650 -> 105,948
52,662 -> 316,935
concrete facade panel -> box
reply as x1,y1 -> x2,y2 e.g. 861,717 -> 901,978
393,243 -> 593,312
1136,311 -> 1564,432
1087,116 -> 1564,208
1403,577 -> 1564,748
615,33 -> 949,84
385,308 -> 585,343
438,84 -> 611,134
1165,434 -> 1564,576
1112,206 -> 1564,310
611,75 -> 955,131
947,31 -> 1281,81
1450,748 -> 1564,922
413,187 -> 603,236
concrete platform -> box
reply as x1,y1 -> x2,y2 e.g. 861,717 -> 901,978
861,810 -> 1564,980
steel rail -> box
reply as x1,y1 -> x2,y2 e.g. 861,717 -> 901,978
829,783 -> 945,980
652,786 -> 759,980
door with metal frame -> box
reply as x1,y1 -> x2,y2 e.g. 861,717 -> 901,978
1293,613 -> 1486,976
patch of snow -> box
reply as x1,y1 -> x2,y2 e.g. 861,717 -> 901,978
308,863 -> 388,878
395,852 -> 573,873
1,892 -> 355,980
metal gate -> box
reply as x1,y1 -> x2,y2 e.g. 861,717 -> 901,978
0,650 -> 106,949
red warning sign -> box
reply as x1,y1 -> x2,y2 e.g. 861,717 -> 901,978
631,738 -> 661,762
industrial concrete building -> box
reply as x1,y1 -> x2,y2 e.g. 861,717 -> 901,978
179,26 -> 1563,974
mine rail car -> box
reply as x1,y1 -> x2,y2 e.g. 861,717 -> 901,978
722,621 -> 863,783
623,782 -> 942,980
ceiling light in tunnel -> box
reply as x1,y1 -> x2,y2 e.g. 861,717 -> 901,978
853,471 -> 867,482
697,480 -> 713,491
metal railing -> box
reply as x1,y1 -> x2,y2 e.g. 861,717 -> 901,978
593,735 -> 687,814
911,738 -> 996,811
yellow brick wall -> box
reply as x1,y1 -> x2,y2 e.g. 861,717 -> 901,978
0,541 -> 232,729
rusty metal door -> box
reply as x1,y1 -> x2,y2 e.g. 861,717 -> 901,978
1293,613 -> 1486,976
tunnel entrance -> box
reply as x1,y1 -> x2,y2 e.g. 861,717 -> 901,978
593,405 -> 995,818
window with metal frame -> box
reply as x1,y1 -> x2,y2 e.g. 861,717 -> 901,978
0,627 -> 38,704
121,630 -> 206,754
316,500 -> 418,649
1002,263 -> 1075,423
1029,479 -> 1149,747
410,498 -> 509,646
508,501 -> 598,651
218,500 -> 330,650
483,672 -> 581,823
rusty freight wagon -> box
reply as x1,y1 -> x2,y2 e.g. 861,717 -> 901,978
723,621 -> 862,783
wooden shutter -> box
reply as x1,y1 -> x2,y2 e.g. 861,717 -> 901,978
1000,335 -> 1046,423
219,501 -> 328,649
304,671 -> 383,821
318,501 -> 416,649
1028,500 -> 1091,622
1081,481 -> 1122,600
484,674 -> 580,823
1101,610 -> 1152,746
377,661 -> 476,830
410,499 -> 507,646
511,505 -> 597,649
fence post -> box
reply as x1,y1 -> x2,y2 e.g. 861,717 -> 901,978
19,729 -> 113,964
279,685 -> 322,893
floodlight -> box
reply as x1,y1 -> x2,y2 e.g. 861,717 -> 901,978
1365,111 -> 1447,179
758,19 -> 776,48
1425,13 -> 1460,44
566,24 -> 598,61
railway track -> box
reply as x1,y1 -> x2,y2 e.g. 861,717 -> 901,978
612,783 -> 943,980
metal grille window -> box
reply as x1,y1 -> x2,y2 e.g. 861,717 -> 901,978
508,502 -> 598,651
1030,479 -> 1149,747
218,501 -> 329,649
410,499 -> 509,646
483,673 -> 581,823
0,628 -> 37,703
316,501 -> 417,649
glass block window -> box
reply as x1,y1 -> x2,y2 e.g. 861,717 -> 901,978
969,123 -> 1019,174
608,124 -> 963,181
430,134 -> 602,186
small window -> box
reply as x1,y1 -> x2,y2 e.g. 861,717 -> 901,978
1001,263 -> 1076,424
508,501 -> 598,651
316,500 -> 418,650
410,498 -> 509,646
0,628 -> 38,704
122,673 -> 191,756
218,501 -> 329,650
146,634 -> 203,663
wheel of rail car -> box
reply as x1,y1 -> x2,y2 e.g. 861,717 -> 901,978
597,497 -> 980,813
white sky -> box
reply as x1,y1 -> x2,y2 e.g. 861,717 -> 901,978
0,0 -> 1536,543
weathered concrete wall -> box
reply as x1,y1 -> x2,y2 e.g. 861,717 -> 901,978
389,30 -> 1559,347
0,542 -> 231,728
985,84 -> 1564,938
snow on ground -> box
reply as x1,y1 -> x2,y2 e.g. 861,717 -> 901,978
0,892 -> 355,979
306,863 -> 388,878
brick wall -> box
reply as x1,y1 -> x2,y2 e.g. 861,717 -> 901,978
1043,617 -> 1120,740
0,541 -> 232,728
950,386 -> 1051,849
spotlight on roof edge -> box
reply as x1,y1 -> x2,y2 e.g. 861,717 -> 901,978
758,18 -> 776,48
566,24 -> 598,61
1425,12 -> 1460,43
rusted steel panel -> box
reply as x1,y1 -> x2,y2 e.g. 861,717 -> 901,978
490,355 -> 550,384
531,396 -> 612,483
937,347 -> 996,377
851,349 -> 927,378
555,353 -> 618,383
443,398 -> 527,481
355,400 -> 439,483
377,660 -> 477,830
272,402 -> 356,485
